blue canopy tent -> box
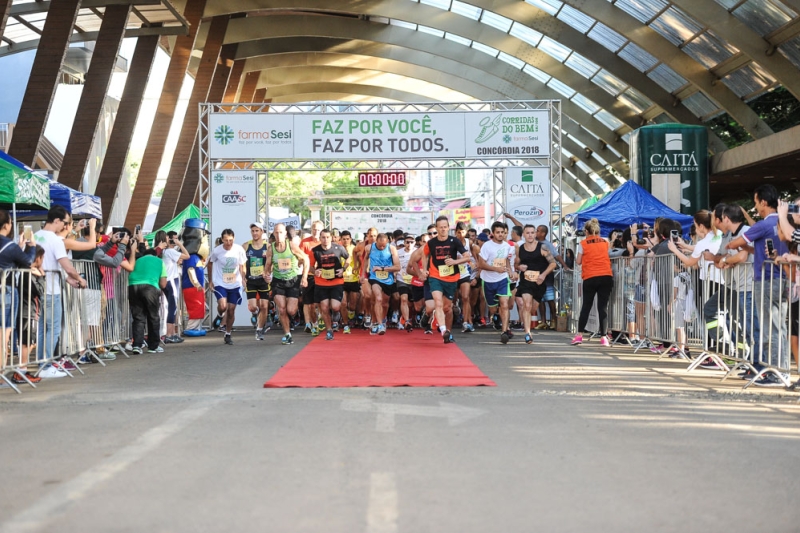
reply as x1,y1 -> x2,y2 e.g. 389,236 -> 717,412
567,180 -> 694,237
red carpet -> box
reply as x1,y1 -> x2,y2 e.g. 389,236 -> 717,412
264,328 -> 496,388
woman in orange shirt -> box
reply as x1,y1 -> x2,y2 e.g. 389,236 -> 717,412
572,218 -> 614,346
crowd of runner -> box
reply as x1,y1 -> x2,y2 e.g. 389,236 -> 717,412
211,215 -> 568,346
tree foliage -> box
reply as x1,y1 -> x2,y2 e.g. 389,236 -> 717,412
708,87 -> 800,149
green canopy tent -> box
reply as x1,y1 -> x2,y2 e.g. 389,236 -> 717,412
0,151 -> 51,229
145,204 -> 201,245
576,194 -> 603,213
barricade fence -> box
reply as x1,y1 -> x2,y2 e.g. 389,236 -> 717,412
1,263 -> 132,394
570,252 -> 798,389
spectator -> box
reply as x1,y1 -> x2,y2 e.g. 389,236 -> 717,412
127,235 -> 167,354
157,231 -> 189,343
0,208 -> 36,352
572,218 -> 613,347
71,219 -> 111,362
13,246 -> 45,384
33,206 -> 86,378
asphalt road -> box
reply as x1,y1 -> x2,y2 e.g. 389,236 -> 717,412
1,326 -> 799,533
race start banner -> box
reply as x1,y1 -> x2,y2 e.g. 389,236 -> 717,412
208,110 -> 549,160
504,167 -> 551,227
329,211 -> 434,239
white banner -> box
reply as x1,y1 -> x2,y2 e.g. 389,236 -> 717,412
267,215 -> 300,234
207,110 -> 549,160
504,167 -> 551,228
329,211 -> 434,238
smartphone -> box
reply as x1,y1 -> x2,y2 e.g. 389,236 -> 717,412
23,225 -> 33,242
134,224 -> 141,236
789,204 -> 800,214
647,229 -> 654,238
766,238 -> 775,255
670,230 -> 680,243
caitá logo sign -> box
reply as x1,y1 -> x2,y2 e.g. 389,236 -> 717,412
221,190 -> 246,204
665,133 -> 682,151
214,125 -> 234,145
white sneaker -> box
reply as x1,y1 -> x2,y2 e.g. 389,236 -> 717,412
39,366 -> 67,379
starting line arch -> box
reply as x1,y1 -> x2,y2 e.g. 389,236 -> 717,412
198,101 -> 562,241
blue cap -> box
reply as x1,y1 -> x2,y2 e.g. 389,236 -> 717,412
478,233 -> 490,242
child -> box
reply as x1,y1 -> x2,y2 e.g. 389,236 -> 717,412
14,246 -> 45,384
671,268 -> 692,358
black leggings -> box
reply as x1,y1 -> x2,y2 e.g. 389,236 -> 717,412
578,275 -> 614,334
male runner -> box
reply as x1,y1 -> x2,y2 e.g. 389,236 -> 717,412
533,224 -> 569,329
363,233 -> 400,335
265,223 -> 309,345
411,216 -> 471,344
340,230 -> 358,334
454,222 -> 474,332
300,220 -> 323,335
244,222 -> 271,340
208,229 -> 247,345
395,233 -> 416,331
478,221 -> 517,344
312,229 -> 349,340
516,224 -> 557,344
354,227 -> 378,327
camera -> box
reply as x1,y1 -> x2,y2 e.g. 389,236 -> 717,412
636,238 -> 646,245
670,229 -> 680,243
789,204 -> 800,214
575,230 -> 586,237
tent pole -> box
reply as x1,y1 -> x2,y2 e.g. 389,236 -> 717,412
12,202 -> 16,236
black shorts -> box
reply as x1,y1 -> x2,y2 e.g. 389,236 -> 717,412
411,285 -> 425,302
246,277 -> 271,299
517,280 -> 547,302
272,276 -> 301,299
369,279 -> 396,296
458,276 -> 471,286
314,284 -> 344,303
302,276 -> 315,302
396,283 -> 412,297
343,281 -> 361,293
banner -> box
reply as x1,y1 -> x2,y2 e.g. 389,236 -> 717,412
504,168 -> 551,228
267,215 -> 300,234
329,211 -> 434,238
207,110 -> 549,161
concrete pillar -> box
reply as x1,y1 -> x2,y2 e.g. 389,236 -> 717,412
7,0 -> 81,166
95,33 -> 160,223
59,5 -> 131,191
154,16 -> 229,228
125,0 -> 207,229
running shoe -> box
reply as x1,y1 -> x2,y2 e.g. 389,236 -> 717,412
378,324 -> 386,336
364,315 -> 372,327
55,360 -> 77,371
505,330 -> 514,339
753,373 -> 789,388
218,325 -> 227,334
524,333 -> 533,345
535,322 -> 549,330
343,325 -> 351,334
131,346 -> 143,355
405,323 -> 413,333
397,323 -> 405,331
97,351 -> 117,361
311,326 -> 320,337
570,334 -> 583,345
213,314 -> 223,328
332,322 -> 339,331
492,314 -> 501,331
224,334 -> 233,345
349,311 -> 356,320
600,336 -> 610,347
251,312 -> 258,326
318,317 -> 325,329
148,346 -> 165,353
304,322 -> 312,333
698,358 -> 720,370
391,311 -> 399,324
443,330 -> 453,344
12,372 -> 41,384
281,334 -> 293,345
256,328 -> 265,341
325,330 -> 334,341
77,355 -> 94,364
38,366 -> 67,379
424,323 -> 433,335
649,344 -> 664,354
164,335 -> 182,344
478,317 -> 487,328
500,332 -> 509,344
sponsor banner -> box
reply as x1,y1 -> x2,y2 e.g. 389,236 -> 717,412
267,215 -> 301,234
209,170 -> 257,327
207,110 -> 550,160
208,113 -> 295,159
454,208 -> 472,223
504,167 -> 550,228
329,211 -> 434,239
465,110 -> 550,159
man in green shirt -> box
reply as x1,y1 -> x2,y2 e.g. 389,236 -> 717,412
128,241 -> 167,354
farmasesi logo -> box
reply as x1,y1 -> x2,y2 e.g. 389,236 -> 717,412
665,133 -> 682,151
213,173 -> 224,184
215,125 -> 234,145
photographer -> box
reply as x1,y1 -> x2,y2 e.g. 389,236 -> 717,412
156,230 -> 189,344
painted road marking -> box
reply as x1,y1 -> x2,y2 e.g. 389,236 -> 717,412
342,399 -> 486,432
366,472 -> 398,533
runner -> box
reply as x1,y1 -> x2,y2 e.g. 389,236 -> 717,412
454,222 -> 474,333
354,227 -> 378,327
265,223 -> 309,345
300,220 -> 323,335
411,216 -> 471,344
478,221 -> 517,344
467,229 -> 482,327
312,229 -> 349,340
340,230 -> 358,334
244,222 -> 271,340
515,224 -> 557,344
363,233 -> 400,335
208,229 -> 247,345
395,233 -> 416,331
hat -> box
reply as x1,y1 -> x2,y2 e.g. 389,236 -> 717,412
249,222 -> 263,230
477,233 -> 490,242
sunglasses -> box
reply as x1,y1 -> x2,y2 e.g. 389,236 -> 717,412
428,232 -> 437,236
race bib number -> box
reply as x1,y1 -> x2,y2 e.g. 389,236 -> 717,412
277,258 -> 292,271
492,258 -> 506,268
222,270 -> 237,284
524,270 -> 540,282
321,268 -> 335,280
376,270 -> 389,280
438,264 -> 454,277
402,274 -> 413,284
344,267 -> 357,282
249,258 -> 264,277
459,264 -> 469,275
